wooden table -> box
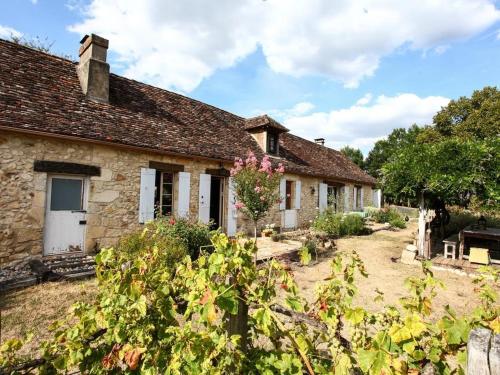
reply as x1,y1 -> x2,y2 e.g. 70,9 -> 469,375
458,226 -> 500,261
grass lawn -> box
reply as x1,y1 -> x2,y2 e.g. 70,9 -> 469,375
1,222 -> 495,356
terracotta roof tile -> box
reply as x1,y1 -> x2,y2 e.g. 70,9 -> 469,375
0,39 -> 375,186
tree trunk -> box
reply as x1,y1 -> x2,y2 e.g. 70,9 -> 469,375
227,285 -> 249,352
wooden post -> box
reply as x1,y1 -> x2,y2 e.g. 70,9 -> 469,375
417,193 -> 427,258
467,328 -> 492,375
490,333 -> 500,375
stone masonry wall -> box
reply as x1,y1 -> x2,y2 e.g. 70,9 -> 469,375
0,131 -> 375,265
0,131 -> 222,265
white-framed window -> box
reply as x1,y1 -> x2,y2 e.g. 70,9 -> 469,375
327,185 -> 339,211
154,171 -> 174,217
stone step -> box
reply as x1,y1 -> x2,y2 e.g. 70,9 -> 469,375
63,270 -> 96,280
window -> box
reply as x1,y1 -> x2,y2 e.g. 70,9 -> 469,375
50,178 -> 83,211
267,132 -> 278,154
285,180 -> 294,210
154,171 -> 174,217
327,185 -> 338,211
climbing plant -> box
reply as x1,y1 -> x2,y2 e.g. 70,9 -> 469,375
1,226 -> 499,374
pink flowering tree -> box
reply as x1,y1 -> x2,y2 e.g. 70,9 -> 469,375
230,151 -> 284,239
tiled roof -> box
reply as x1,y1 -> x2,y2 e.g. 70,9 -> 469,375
0,39 -> 376,185
245,115 -> 289,133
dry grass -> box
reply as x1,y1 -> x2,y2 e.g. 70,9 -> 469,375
0,278 -> 98,354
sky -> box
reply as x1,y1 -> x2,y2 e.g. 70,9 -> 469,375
1,0 -> 499,155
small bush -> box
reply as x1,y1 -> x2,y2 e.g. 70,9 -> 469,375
313,209 -> 368,237
155,217 -> 212,258
312,208 -> 343,237
371,207 -> 406,229
341,214 -> 367,236
115,221 -> 188,270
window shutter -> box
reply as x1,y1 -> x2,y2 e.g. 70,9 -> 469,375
198,173 -> 211,223
294,180 -> 301,209
227,177 -> 237,236
344,186 -> 350,212
319,183 -> 328,212
279,178 -> 286,210
360,187 -> 364,210
177,172 -> 191,218
139,167 -> 156,223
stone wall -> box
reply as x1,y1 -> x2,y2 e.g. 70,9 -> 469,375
0,131 -> 222,265
0,131 -> 375,265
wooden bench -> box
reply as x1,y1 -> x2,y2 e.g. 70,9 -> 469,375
443,234 -> 459,259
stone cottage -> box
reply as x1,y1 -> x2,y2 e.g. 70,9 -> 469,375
0,34 -> 379,266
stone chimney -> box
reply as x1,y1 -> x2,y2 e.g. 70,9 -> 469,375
314,138 -> 325,146
77,34 -> 109,103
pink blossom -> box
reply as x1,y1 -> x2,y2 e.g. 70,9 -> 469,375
254,186 -> 262,193
245,151 -> 258,168
260,196 -> 265,201
275,163 -> 285,174
259,155 -> 272,174
235,201 -> 245,210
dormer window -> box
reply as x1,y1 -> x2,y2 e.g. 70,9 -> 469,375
267,132 -> 278,154
244,115 -> 289,155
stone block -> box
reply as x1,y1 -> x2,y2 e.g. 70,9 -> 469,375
401,248 -> 418,265
90,190 -> 119,203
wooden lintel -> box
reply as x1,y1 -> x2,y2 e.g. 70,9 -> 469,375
206,168 -> 230,177
149,161 -> 185,173
34,160 -> 101,176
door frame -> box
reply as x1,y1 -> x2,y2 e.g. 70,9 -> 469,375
43,174 -> 89,256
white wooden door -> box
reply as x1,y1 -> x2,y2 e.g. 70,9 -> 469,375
283,210 -> 297,229
319,183 -> 328,213
198,173 -> 211,223
44,175 -> 88,255
139,168 -> 156,223
177,172 -> 191,218
226,177 -> 237,236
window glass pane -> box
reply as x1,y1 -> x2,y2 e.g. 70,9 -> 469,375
50,178 -> 82,211
163,172 -> 173,183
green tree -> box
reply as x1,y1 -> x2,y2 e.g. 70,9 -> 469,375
365,125 -> 422,179
230,151 -> 284,238
340,146 -> 364,169
433,86 -> 500,139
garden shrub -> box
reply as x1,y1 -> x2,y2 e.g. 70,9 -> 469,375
155,217 -> 212,258
371,207 -> 407,229
341,214 -> 367,236
313,209 -> 368,237
115,220 -> 187,269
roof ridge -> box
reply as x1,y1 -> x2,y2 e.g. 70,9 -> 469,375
0,37 -> 77,64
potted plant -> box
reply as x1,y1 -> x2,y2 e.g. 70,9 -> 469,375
262,223 -> 276,237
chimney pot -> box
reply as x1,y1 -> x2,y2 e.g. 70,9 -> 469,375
314,138 -> 325,146
77,34 -> 109,103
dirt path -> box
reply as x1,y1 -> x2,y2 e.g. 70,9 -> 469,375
292,222 -> 490,320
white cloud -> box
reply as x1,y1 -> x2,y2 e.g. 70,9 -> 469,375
69,0 -> 500,92
30,0 -> 38,4
252,101 -> 316,119
0,25 -> 22,39
282,93 -> 450,153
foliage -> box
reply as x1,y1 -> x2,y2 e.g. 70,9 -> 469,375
9,34 -> 74,60
371,207 -> 407,229
231,151 -> 284,236
382,137 -> 499,209
153,217 -> 211,258
313,209 -> 368,237
2,231 -> 499,374
340,146 -> 365,169
365,125 -> 423,180
378,87 -> 499,210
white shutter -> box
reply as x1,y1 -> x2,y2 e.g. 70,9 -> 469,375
319,183 -> 328,212
360,187 -> 364,210
177,172 -> 191,218
279,178 -> 286,210
198,173 -> 211,223
139,168 -> 156,223
227,177 -> 237,236
344,186 -> 350,212
294,180 -> 301,209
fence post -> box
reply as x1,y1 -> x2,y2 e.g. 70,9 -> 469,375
467,328 -> 493,375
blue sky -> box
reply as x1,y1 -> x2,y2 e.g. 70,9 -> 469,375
1,0 -> 499,154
